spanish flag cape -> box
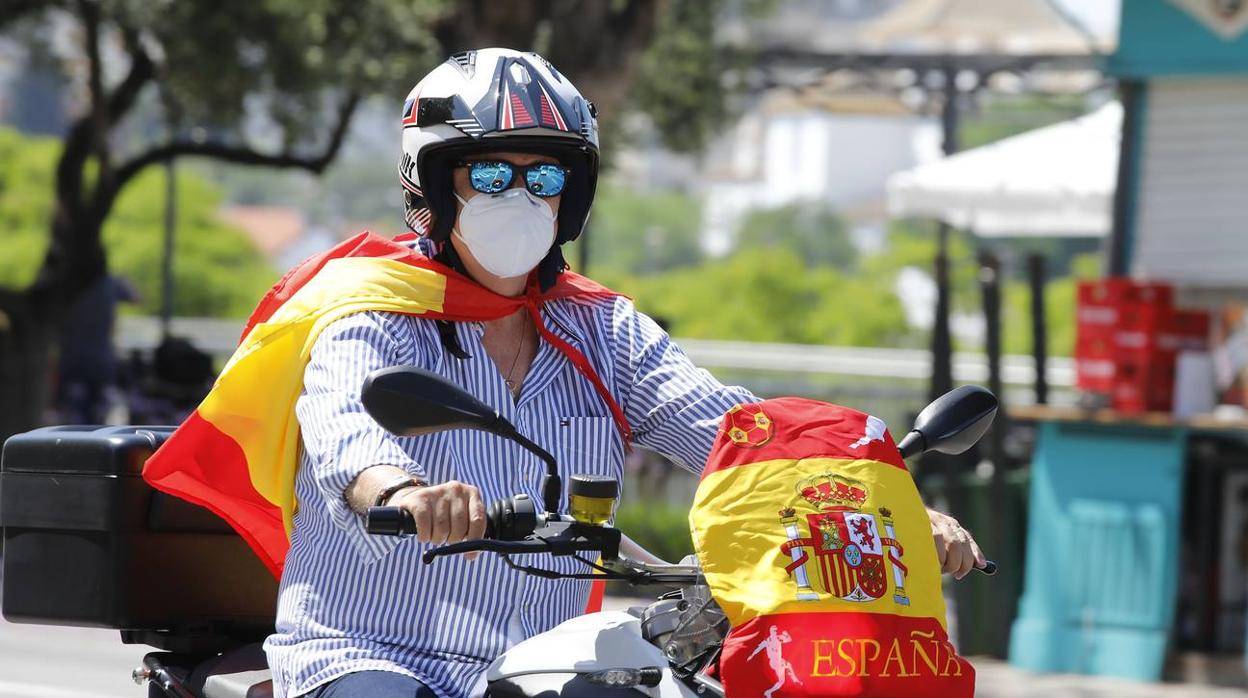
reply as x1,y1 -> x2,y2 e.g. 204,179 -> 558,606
142,232 -> 630,581
690,399 -> 974,697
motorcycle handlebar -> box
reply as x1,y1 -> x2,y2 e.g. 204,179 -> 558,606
368,507 -> 998,576
364,506 -> 552,564
366,506 -> 418,536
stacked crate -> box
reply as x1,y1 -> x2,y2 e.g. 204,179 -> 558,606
1075,279 -> 1210,414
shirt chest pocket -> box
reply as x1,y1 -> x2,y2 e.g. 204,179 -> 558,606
520,416 -> 623,511
511,417 -> 624,516
555,416 -> 623,485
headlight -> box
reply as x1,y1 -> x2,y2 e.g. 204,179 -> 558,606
585,667 -> 663,687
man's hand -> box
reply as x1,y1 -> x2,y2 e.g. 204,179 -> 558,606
389,481 -> 488,559
927,507 -> 985,580
347,466 -> 488,560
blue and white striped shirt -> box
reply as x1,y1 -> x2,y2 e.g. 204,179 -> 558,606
263,260 -> 756,698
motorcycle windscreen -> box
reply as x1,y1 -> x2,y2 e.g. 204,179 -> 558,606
689,398 -> 974,698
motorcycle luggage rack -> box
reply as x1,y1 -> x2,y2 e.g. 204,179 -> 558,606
121,621 -> 272,655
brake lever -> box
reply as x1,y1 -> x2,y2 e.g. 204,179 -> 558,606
421,521 -> 621,564
421,539 -> 545,564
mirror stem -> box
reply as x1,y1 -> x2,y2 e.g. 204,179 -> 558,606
493,420 -> 562,514
896,429 -> 927,460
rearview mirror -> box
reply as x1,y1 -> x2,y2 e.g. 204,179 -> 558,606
362,366 -> 507,437
361,366 -> 564,514
896,385 -> 998,459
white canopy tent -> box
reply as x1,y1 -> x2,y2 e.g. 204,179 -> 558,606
886,101 -> 1120,237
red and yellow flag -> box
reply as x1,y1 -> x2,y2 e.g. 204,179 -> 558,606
142,232 -> 627,580
691,398 -> 974,697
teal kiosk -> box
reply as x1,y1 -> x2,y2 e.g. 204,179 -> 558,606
1008,414 -> 1186,680
1009,0 -> 1248,682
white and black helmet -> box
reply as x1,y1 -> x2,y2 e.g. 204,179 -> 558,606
398,48 -> 600,248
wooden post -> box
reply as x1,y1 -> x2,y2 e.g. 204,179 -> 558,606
160,94 -> 179,342
1029,254 -> 1049,405
1107,80 -> 1144,277
930,223 -> 954,402
928,65 -> 959,404
980,250 -> 1015,655
160,156 -> 176,342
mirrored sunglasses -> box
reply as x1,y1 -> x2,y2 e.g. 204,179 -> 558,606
458,159 -> 569,198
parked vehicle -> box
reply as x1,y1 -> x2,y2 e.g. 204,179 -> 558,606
0,367 -> 996,697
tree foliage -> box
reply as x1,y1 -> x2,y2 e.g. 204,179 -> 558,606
737,204 -> 858,271
0,0 -> 732,308
579,193 -> 1082,356
0,128 -> 58,289
583,194 -> 910,347
628,248 -> 909,347
566,185 -> 705,277
1002,252 -> 1098,358
120,0 -> 444,139
103,170 -> 277,318
0,127 -> 275,317
0,0 -> 740,437
631,0 -> 727,154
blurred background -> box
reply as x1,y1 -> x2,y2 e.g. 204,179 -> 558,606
4,0 -> 1248,695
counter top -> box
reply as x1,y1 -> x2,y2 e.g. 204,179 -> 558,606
1008,404 -> 1248,432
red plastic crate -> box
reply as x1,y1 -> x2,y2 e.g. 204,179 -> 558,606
1111,356 -> 1176,414
1077,278 -> 1173,309
1158,309 -> 1211,353
1075,326 -> 1116,393
1115,310 -> 1209,368
1074,278 -> 1194,414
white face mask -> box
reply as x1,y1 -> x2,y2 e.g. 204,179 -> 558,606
453,189 -> 557,279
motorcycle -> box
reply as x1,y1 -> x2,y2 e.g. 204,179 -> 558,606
0,368 -> 997,698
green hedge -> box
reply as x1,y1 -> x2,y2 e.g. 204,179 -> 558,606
613,503 -> 696,565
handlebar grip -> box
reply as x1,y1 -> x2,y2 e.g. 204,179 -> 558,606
366,506 -> 417,536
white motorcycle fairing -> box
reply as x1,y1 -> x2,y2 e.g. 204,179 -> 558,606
485,610 -> 699,697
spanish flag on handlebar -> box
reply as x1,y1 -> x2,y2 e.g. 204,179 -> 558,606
141,232 -> 628,581
691,399 -> 974,697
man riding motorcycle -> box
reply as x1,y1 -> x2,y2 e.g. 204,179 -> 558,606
146,48 -> 986,698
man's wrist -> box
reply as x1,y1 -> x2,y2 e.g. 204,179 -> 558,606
372,474 -> 426,508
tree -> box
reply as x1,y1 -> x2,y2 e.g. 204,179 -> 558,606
103,169 -> 278,319
615,248 -> 908,348
737,204 -> 858,271
0,127 -> 274,319
0,0 -> 734,438
565,185 -> 705,277
0,127 -> 59,290
433,0 -> 736,155
0,0 -> 445,436
1002,252 -> 1099,358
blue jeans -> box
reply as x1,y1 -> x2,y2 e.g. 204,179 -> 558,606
302,671 -> 439,697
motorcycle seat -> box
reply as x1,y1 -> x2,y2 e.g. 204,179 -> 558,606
189,643 -> 273,698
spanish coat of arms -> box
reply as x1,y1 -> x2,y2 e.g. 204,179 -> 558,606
777,472 -> 910,606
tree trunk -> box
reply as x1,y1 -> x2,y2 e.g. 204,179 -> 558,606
0,290 -> 56,442
0,207 -> 106,442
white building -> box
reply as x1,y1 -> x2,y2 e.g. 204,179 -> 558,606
698,89 -> 940,254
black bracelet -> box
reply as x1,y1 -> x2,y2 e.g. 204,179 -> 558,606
373,475 -> 425,508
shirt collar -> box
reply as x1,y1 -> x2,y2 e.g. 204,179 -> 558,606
538,297 -> 586,349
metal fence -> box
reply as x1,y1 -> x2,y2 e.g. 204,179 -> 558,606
116,314 -> 1072,441
117,315 -> 1073,389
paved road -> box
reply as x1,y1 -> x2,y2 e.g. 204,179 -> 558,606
973,658 -> 1247,697
0,617 -> 145,697
3,610 -> 1246,697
